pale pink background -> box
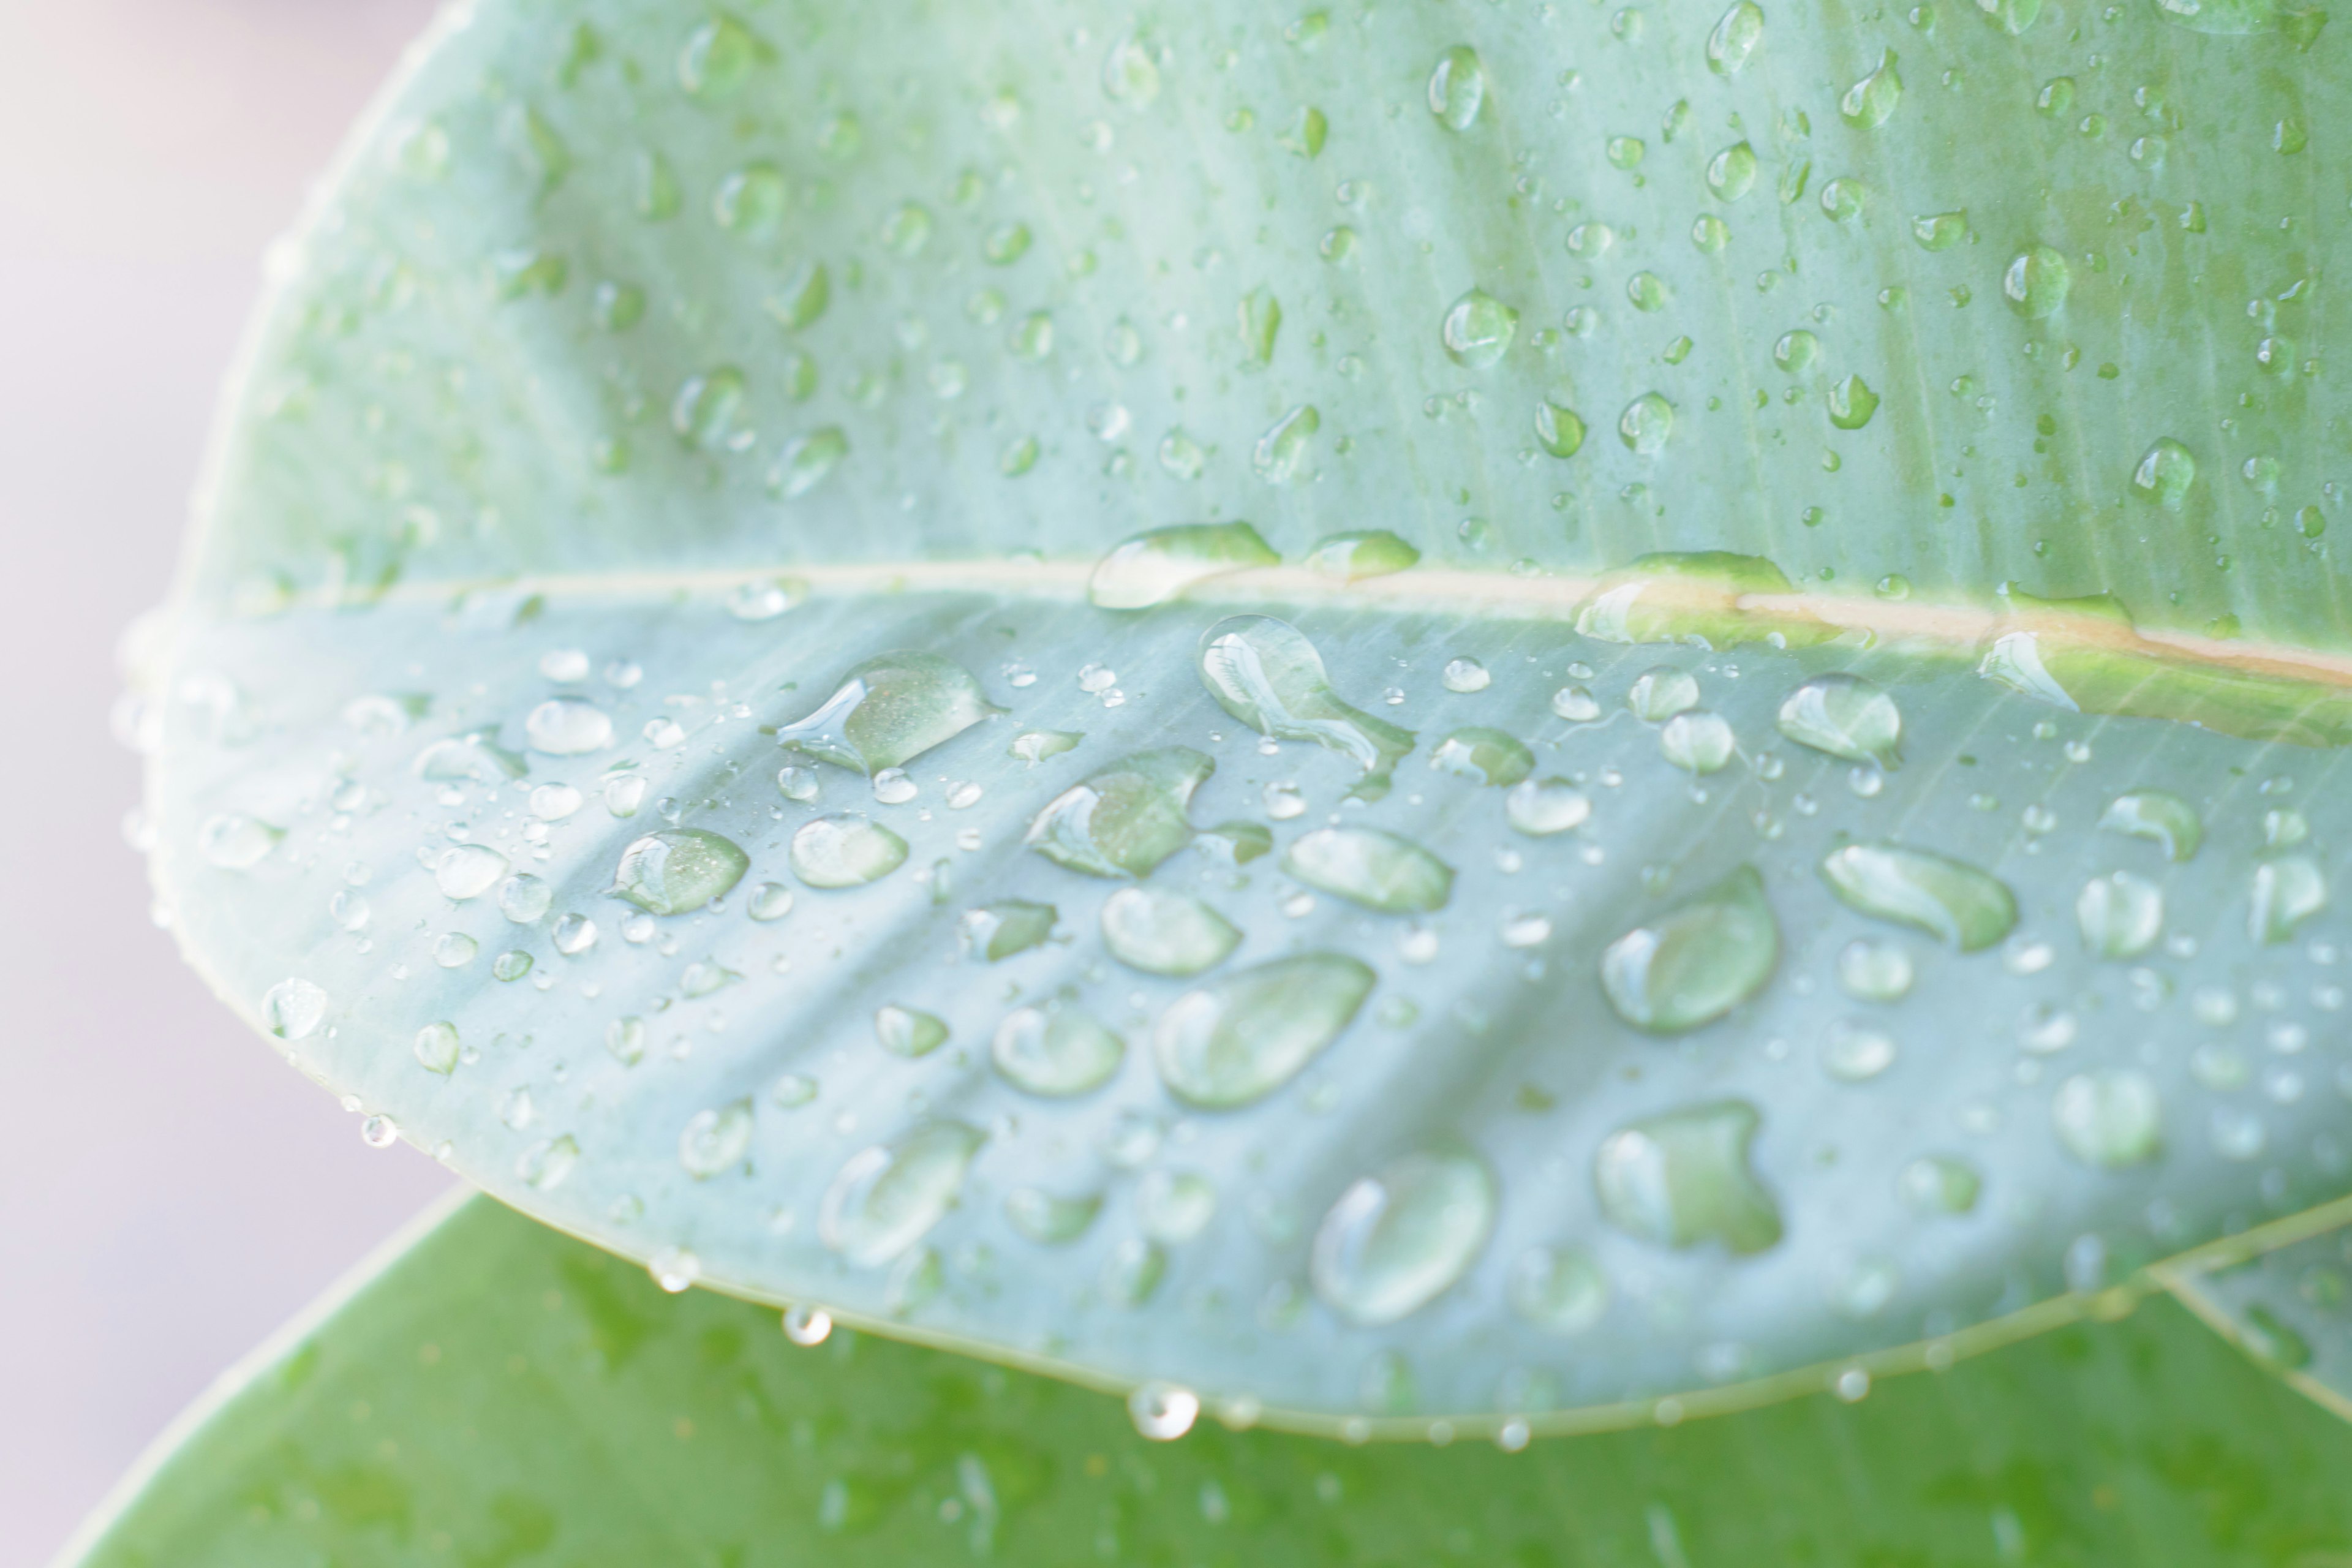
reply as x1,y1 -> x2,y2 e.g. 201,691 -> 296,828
0,3 -> 451,1561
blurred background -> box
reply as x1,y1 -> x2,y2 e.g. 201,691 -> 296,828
0,2 -> 450,1561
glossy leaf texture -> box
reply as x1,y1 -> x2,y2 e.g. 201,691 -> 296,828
61,1197 -> 2352,1567
135,0 -> 2352,1429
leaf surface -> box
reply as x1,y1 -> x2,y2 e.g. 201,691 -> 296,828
140,0 -> 2352,1425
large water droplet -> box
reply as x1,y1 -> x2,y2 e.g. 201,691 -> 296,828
1310,1148 -> 1497,1326
2051,1071 -> 2163,1168
1441,289 -> 1518,368
1027,748 -> 1213,877
2076,872 -> 2164,959
1253,404 -> 1319,482
1306,530 -> 1421,581
1430,728 -> 1534,786
1898,1155 -> 1981,1214
775,652 -> 1000,775
1427,45 -> 1487,130
1819,843 -> 2017,951
1839,49 -> 1902,128
1777,675 -> 1902,766
791,815 -> 908,888
993,1006 -> 1125,1096
771,428 -> 848,499
434,844 -> 510,902
1154,954 -> 1374,1107
1198,617 -> 1415,793
1826,375 -> 1880,431
1836,938 -> 1913,1001
1706,0 -> 1766,72
1600,866 -> 1779,1033
1089,522 -> 1279,609
2099,791 -> 2201,861
820,1121 -> 986,1266
1594,1100 -> 1782,1253
1101,886 -> 1242,976
1618,392 -> 1675,455
612,829 -> 749,914
1281,827 -> 1455,913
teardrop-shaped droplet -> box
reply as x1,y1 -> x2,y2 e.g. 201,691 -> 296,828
1427,45 -> 1487,130
2076,871 -> 2163,959
1594,1099 -> 1782,1253
2098,790 -> 2201,861
1618,391 -> 1675,455
2251,856 -> 2326,943
1441,288 -> 1518,368
775,651 -> 1001,775
1253,404 -> 1320,482
993,1006 -> 1125,1096
1281,827 -> 1455,913
960,899 -> 1057,961
820,1121 -> 986,1267
1310,1148 -> 1498,1326
1707,0 -> 1766,71
1826,374 -> 1880,430
875,1004 -> 949,1058
1026,748 -> 1213,877
1777,674 -> 1902,766
1839,48 -> 1902,128
1600,865 -> 1778,1033
1101,886 -> 1243,976
1506,778 -> 1592,836
1198,616 -> 1415,793
1534,401 -> 1586,458
612,829 -> 749,914
1430,727 -> 1534,787
2051,1070 -> 2162,1169
1154,954 -> 1374,1108
791,815 -> 908,888
1089,522 -> 1280,609
1819,843 -> 2017,951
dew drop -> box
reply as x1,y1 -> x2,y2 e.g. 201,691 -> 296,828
612,828 -> 750,914
1311,1148 -> 1498,1326
819,1121 -> 986,1267
1088,522 -> 1279,609
526,697 -> 613,756
1198,617 -> 1415,793
2099,791 -> 2201,861
2052,1070 -> 2163,1168
1026,748 -> 1213,876
1600,866 -> 1778,1033
790,815 -> 909,888
1594,1100 -> 1782,1252
993,1006 -> 1125,1096
1283,827 -> 1455,913
1102,886 -> 1243,976
2076,872 -> 2164,959
1154,954 -> 1374,1107
775,651 -> 1001,775
1776,675 -> 1902,766
1819,843 -> 2017,951
1427,45 -> 1488,130
876,1004 -> 949,1058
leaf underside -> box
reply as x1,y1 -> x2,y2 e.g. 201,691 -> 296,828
140,0 -> 2352,1429
63,1197 -> 2352,1568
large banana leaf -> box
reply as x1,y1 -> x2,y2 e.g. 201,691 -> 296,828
135,0 -> 2352,1429
60,1195 -> 2352,1566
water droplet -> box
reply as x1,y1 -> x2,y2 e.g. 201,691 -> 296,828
1819,843 -> 2017,950
435,843 -> 510,902
1005,1187 -> 1103,1245
1898,1155 -> 1981,1214
1431,728 -> 1533,787
771,428 -> 848,499
776,651 -> 1000,775
1282,827 -> 1455,913
2251,857 -> 2326,943
1441,290 -> 1518,368
1129,1381 -> 1200,1441
1305,530 -> 1421,581
1836,938 -> 1913,1001
1026,747 -> 1213,878
1089,522 -> 1278,609
677,13 -> 766,100
1822,1020 -> 1898,1081
1594,1099 -> 1782,1252
1777,675 -> 1902,766
959,899 -> 1056,962
648,1247 -> 700,1294
1311,1148 -> 1497,1325
197,813 -> 281,870
1252,404 -> 1320,482
1101,33 -> 1161,105
2131,438 -> 2197,511
1509,1246 -> 1609,1333
1506,778 -> 1592,836
1618,392 -> 1675,455
521,1134 -> 579,1191
1441,657 -> 1492,693
1600,866 -> 1778,1033
1535,402 -> 1586,458
2052,1070 -> 2163,1168
783,1304 -> 833,1346
413,1021 -> 460,1074
1551,685 -> 1602,722
680,1098 -> 755,1178
1707,0 -> 1766,72
819,1121 -> 985,1266
1102,887 -> 1242,976
1155,954 -> 1374,1107
2002,244 -> 2070,318
1839,49 -> 1903,128
1010,729 -> 1083,764
671,366 -> 747,451
2076,872 -> 2164,959
1627,666 -> 1702,721
1626,272 -> 1671,312
993,1006 -> 1125,1096
612,829 -> 749,914
1427,45 -> 1487,130
1706,141 -> 1760,200
791,815 -> 909,889
747,883 -> 794,922
876,1005 -> 949,1058
499,874 -> 552,925
1199,617 -> 1415,793
1826,374 -> 1880,430
1659,711 -> 1736,774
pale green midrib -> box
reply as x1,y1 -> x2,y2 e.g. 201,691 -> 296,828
190,558 -> 2352,689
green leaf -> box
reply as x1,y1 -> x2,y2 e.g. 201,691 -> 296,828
140,0 -> 2352,1427
2165,1204 -> 2352,1421
62,1197 -> 2352,1567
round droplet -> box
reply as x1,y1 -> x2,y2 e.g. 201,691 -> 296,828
1139,1171 -> 1218,1243
2076,871 -> 2164,959
774,651 -> 1000,775
1026,748 -> 1213,878
1626,666 -> 1700,720
1659,711 -> 1736,774
413,1021 -> 460,1074
993,1007 -> 1125,1096
1128,1381 -> 1200,1441
783,1304 -> 833,1346
2131,439 -> 2197,511
1600,867 -> 1778,1033
679,1098 -> 755,1178
1707,0 -> 1765,72
1506,778 -> 1591,836
1101,886 -> 1242,976
1441,657 -> 1492,693
819,1121 -> 986,1267
2003,244 -> 2070,318
1898,1155 -> 1981,1215
1536,402 -> 1586,458
499,873 -> 552,924
2098,791 -> 2201,862
1551,685 -> 1601,722
1822,1020 -> 1897,1082
1618,392 -> 1675,455
1431,727 -> 1533,786
263,978 -> 328,1041
551,913 -> 596,954
1777,675 -> 1902,766
1311,1149 -> 1497,1326
435,844 -> 510,902
526,697 -> 613,756
791,815 -> 908,888
1594,1099 -> 1782,1252
1441,290 -> 1518,368
747,883 -> 794,921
